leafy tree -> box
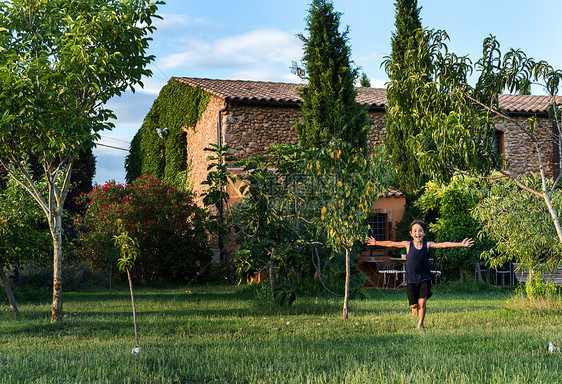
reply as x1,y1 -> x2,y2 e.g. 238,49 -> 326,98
416,176 -> 491,282
473,175 -> 562,274
0,0 -> 161,322
396,28 -> 562,271
296,0 -> 369,150
383,0 -> 429,196
359,73 -> 371,87
75,176 -> 210,283
314,140 -> 393,319
203,144 -> 316,302
203,142 -> 392,317
0,174 -> 51,316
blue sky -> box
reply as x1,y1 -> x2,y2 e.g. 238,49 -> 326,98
94,0 -> 562,185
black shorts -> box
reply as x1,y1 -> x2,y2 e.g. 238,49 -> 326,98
407,280 -> 432,306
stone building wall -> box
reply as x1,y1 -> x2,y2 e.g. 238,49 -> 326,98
187,97 -> 556,199
222,103 -> 388,161
223,103 -> 302,160
496,115 -> 555,178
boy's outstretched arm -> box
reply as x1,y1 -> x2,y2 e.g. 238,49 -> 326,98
366,236 -> 408,248
428,238 -> 474,249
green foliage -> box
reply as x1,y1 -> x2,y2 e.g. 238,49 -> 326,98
385,29 -> 502,184
203,141 -> 392,314
0,175 -> 50,266
113,222 -> 140,273
524,272 -> 558,300
359,72 -> 371,87
296,0 -> 369,150
384,0 -> 429,195
226,144 -> 318,288
0,0 -> 162,321
125,79 -> 210,187
314,140 -> 393,252
473,174 -> 562,272
416,176 -> 491,279
75,175 -> 211,283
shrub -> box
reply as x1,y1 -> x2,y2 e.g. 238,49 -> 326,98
75,175 -> 211,283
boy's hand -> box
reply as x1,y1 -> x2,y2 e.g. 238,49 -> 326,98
462,238 -> 474,247
366,236 -> 376,246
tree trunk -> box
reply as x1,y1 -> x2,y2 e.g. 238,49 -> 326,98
126,267 -> 140,352
476,262 -> 485,283
459,266 -> 465,284
51,212 -> 63,323
343,246 -> 350,320
269,260 -> 277,298
0,258 -> 19,317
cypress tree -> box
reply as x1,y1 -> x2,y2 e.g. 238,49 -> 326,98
385,0 -> 429,195
296,0 -> 369,150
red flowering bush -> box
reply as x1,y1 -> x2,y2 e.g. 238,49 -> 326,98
74,175 -> 210,283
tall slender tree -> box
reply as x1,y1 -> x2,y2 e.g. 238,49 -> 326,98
295,0 -> 369,150
0,0 -> 161,322
384,0 -> 429,196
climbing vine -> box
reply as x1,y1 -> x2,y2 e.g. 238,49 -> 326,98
125,79 -> 210,188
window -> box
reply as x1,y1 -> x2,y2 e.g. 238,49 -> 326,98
494,130 -> 504,155
367,213 -> 387,241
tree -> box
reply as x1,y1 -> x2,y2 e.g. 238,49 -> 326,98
416,176 -> 491,282
384,0 -> 429,196
473,175 -> 562,275
0,0 -> 161,322
113,222 -> 141,358
296,0 -> 369,150
314,140 -> 392,319
396,28 -> 562,271
0,173 -> 51,316
359,73 -> 371,87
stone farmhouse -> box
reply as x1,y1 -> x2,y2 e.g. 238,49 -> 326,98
169,77 -> 558,268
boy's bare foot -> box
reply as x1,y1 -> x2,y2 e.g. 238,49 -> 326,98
417,323 -> 423,329
411,307 -> 418,316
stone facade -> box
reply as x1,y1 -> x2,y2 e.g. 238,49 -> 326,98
223,103 -> 301,159
187,96 -> 556,201
496,115 -> 555,178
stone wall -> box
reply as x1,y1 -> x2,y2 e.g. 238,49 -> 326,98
496,115 -> 555,178
223,103 -> 388,161
223,103 -> 302,159
188,97 -> 556,199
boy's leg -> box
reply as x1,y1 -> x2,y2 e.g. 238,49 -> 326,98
417,297 -> 426,328
416,280 -> 432,329
406,283 -> 419,316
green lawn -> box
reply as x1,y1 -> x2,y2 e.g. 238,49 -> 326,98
0,283 -> 561,383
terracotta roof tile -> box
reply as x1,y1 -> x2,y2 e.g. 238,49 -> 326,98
174,77 -> 555,114
497,94 -> 559,114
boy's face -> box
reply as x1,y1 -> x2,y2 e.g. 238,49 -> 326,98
410,224 -> 425,242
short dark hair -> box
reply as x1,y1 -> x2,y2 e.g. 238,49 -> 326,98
409,219 -> 428,233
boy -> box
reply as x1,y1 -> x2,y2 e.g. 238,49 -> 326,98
366,219 -> 474,329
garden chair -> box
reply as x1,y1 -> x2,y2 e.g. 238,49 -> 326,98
495,262 -> 513,286
378,259 -> 401,289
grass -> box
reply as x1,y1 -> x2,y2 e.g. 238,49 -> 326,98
0,283 -> 561,383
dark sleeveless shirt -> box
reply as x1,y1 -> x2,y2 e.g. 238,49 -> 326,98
406,241 -> 432,284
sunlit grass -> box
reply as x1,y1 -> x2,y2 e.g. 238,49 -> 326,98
0,283 -> 561,383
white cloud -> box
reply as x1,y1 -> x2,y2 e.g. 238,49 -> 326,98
154,13 -> 215,32
157,28 -> 301,72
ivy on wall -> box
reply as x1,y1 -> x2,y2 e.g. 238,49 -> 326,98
125,79 -> 210,188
